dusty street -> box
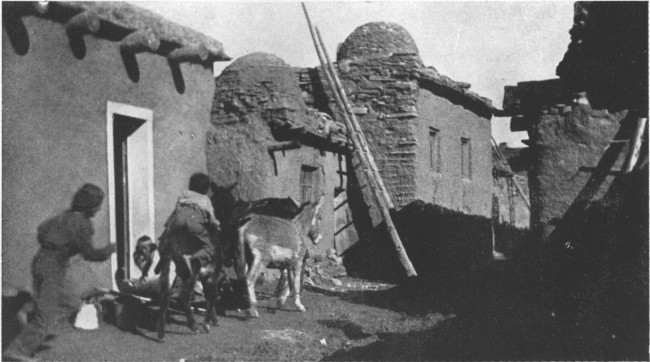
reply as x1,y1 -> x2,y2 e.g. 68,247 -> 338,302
21,265 -> 574,362
6,257 -> 647,361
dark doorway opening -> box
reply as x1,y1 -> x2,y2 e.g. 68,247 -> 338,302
113,114 -> 146,282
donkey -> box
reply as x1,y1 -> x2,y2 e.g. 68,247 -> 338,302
155,212 -> 224,342
235,195 -> 324,318
210,181 -> 302,273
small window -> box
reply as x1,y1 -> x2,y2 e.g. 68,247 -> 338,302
461,137 -> 472,179
429,128 -> 441,173
300,165 -> 320,203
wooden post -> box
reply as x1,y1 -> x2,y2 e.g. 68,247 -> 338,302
302,3 -> 417,277
623,116 -> 648,173
267,140 -> 302,152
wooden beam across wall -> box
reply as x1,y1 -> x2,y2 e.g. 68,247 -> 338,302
267,140 -> 302,152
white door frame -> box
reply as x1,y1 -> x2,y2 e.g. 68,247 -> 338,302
106,101 -> 155,290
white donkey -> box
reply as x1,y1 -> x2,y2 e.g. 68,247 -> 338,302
236,195 -> 324,317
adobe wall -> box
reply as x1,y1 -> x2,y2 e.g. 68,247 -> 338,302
2,15 -> 214,294
415,89 -> 492,217
524,100 -> 628,243
208,53 -> 343,255
344,201 -> 493,283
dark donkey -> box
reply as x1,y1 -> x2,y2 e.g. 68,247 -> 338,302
155,207 -> 224,341
236,195 -> 324,318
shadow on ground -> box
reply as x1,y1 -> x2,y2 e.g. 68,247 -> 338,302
315,257 -> 648,361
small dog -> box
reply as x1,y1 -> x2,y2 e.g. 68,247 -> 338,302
133,236 -> 157,281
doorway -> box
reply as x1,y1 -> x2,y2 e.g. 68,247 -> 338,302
107,102 -> 154,289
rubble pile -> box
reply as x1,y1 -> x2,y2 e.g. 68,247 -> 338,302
304,249 -> 348,287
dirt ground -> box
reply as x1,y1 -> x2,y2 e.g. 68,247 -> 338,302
11,259 -> 648,361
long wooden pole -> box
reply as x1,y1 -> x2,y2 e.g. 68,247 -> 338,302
314,27 -> 394,210
623,116 -> 647,173
302,3 -> 417,277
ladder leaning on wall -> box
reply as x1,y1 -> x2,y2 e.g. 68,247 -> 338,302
302,3 -> 417,277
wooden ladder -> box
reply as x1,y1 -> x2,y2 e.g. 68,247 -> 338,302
302,3 -> 417,277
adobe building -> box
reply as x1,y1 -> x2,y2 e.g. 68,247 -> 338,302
502,3 -> 647,358
503,80 -> 628,245
326,23 -> 495,217
207,52 -> 356,256
209,23 -> 497,277
306,22 -> 496,277
502,1 -> 647,248
2,2 -> 230,295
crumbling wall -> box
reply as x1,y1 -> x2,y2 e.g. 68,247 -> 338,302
210,53 -> 318,198
207,52 -> 346,254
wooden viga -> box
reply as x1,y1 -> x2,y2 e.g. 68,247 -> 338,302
302,3 -> 417,277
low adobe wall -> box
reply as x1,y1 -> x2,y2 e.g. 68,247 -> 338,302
344,200 -> 492,282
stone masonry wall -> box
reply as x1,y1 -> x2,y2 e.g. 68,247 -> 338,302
317,53 -> 423,209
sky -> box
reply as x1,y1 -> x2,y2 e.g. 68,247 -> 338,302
135,1 -> 576,147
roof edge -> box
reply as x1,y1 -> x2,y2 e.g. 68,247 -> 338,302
5,1 -> 231,65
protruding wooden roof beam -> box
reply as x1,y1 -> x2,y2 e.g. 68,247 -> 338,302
65,10 -> 101,36
120,30 -> 161,54
168,44 -> 209,63
267,140 -> 301,152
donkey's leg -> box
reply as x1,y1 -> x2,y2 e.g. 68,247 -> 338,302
179,260 -> 205,333
203,264 -> 221,327
245,248 -> 263,318
275,268 -> 290,309
156,258 -> 171,341
292,257 -> 306,312
233,237 -> 249,311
